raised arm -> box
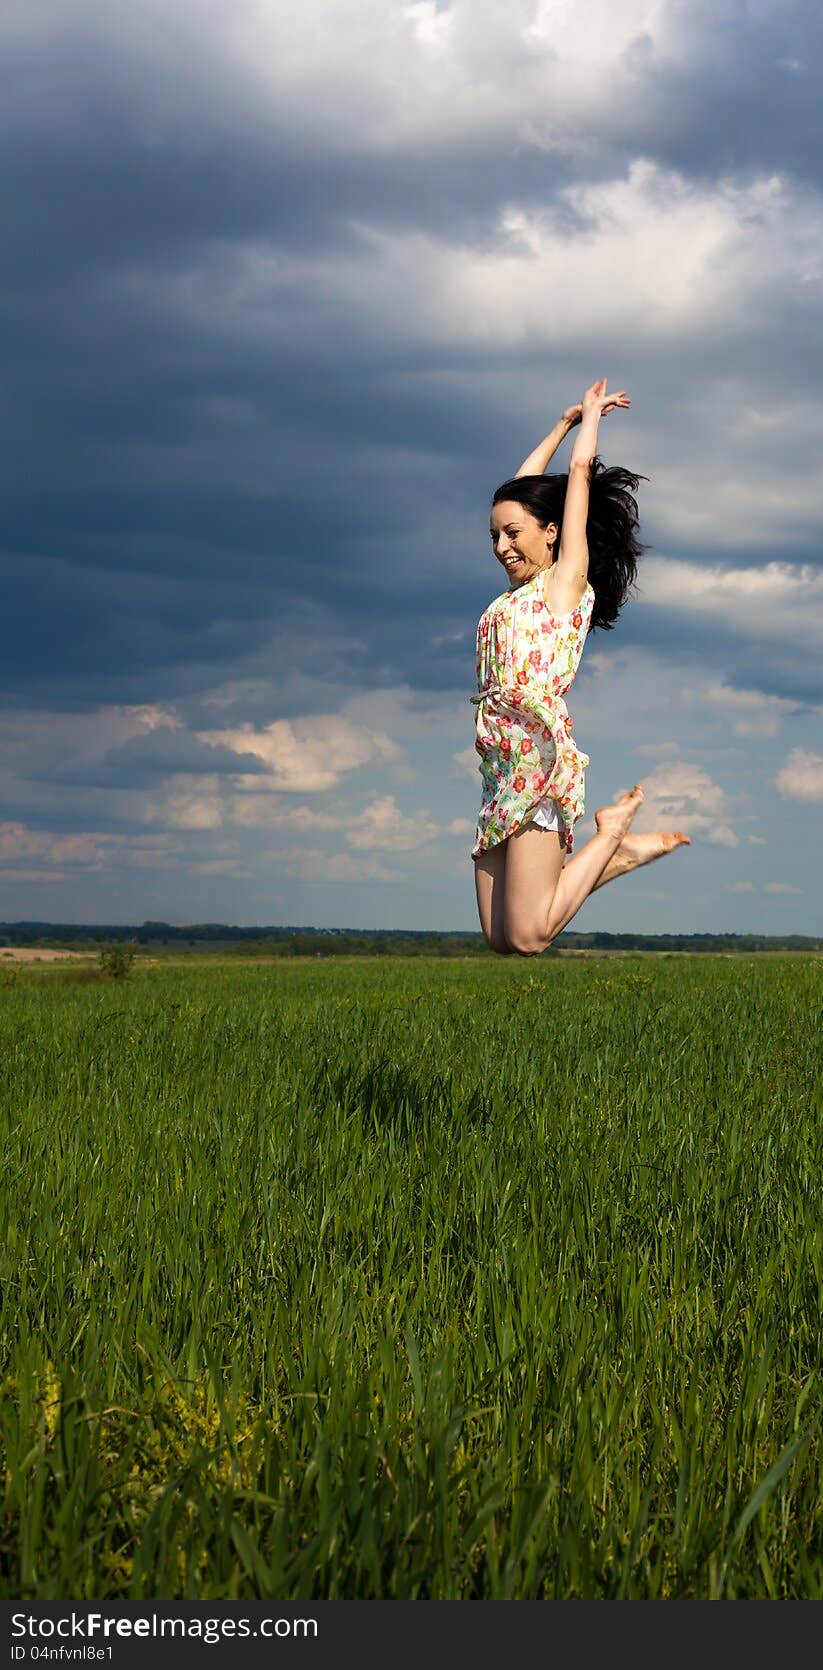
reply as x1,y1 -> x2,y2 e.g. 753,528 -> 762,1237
514,404 -> 582,478
549,377 -> 630,611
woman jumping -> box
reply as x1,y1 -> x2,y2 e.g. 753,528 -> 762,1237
472,377 -> 690,956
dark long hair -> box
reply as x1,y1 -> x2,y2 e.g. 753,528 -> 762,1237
492,457 -> 648,631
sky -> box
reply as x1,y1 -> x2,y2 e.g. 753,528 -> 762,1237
1,0 -> 822,933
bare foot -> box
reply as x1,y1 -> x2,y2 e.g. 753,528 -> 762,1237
595,783 -> 645,841
609,830 -> 691,877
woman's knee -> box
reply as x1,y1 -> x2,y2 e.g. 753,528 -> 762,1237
505,924 -> 552,957
482,925 -> 512,955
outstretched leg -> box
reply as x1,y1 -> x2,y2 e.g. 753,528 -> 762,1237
591,829 -> 691,891
503,786 -> 645,955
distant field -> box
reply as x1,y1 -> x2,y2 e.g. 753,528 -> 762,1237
1,955 -> 820,1599
0,947 -> 94,963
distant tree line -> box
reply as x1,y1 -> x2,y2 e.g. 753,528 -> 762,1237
1,921 -> 821,956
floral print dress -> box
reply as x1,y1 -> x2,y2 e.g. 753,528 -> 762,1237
471,573 -> 595,858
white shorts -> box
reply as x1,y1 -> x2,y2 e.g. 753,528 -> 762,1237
531,795 -> 565,832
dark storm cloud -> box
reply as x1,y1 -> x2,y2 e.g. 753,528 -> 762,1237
38,728 -> 267,789
2,0 -> 822,730
3,3 -> 821,289
617,4 -> 822,185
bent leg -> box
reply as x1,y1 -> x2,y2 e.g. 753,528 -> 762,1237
591,830 -> 691,890
502,824 -> 567,955
504,787 -> 645,954
542,827 -> 632,939
474,841 -> 513,954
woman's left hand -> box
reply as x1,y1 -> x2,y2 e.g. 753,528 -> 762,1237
561,402 -> 583,429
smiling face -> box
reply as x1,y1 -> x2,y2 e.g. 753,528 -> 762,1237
490,500 -> 558,587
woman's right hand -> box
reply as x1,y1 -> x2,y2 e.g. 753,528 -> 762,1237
581,377 -> 631,419
561,402 -> 583,429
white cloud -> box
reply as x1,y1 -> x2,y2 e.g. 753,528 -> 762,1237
346,795 -> 438,852
453,744 -> 479,781
199,678 -> 288,710
703,682 -> 808,738
233,788 -> 445,850
88,0 -> 811,201
128,704 -> 183,732
229,795 -> 339,831
628,760 -> 738,846
143,778 -> 224,829
197,714 -> 404,793
638,557 -> 823,638
0,821 -> 184,873
145,0 -> 677,153
728,881 -> 754,893
705,825 -> 739,848
403,2 -> 453,53
0,821 -> 109,867
447,817 -> 473,835
265,847 -> 398,883
207,164 -> 822,371
453,168 -> 810,343
0,701 -> 183,770
776,747 -> 823,803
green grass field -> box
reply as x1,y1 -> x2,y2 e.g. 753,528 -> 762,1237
1,954 -> 821,1599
